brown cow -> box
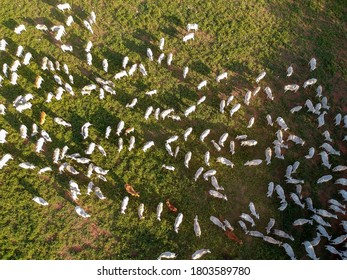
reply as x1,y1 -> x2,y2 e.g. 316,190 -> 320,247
40,111 -> 46,125
124,183 -> 140,197
166,199 -> 177,212
224,229 -> 243,245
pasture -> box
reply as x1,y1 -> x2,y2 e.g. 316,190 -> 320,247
0,0 -> 346,260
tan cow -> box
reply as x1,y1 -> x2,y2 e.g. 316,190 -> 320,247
124,183 -> 140,197
40,111 -> 46,125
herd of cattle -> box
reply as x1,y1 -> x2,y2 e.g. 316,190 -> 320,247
0,3 -> 346,260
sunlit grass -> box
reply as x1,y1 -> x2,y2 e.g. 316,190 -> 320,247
0,0 -> 345,259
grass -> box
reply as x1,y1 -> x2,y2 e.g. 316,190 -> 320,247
0,0 -> 346,260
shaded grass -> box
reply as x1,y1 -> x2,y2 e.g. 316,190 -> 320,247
0,0 -> 346,260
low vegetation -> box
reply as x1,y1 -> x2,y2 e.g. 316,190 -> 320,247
0,0 -> 346,259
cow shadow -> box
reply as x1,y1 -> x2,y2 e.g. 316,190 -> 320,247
70,3 -> 90,20
124,38 -> 148,58
89,106 -> 118,137
2,19 -> 18,31
41,0 -> 60,7
163,14 -> 183,28
0,84 -> 26,103
96,47 -> 126,75
22,17 -> 53,28
190,60 -> 211,76
133,28 -> 156,45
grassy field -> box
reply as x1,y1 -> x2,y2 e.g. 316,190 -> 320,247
0,0 -> 346,260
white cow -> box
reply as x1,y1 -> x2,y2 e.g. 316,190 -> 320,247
129,64 -> 137,76
23,52 -> 32,65
159,38 -> 165,50
81,122 -> 92,139
192,249 -> 211,260
114,70 -> 128,80
309,58 -> 317,71
209,141 -> 218,153
284,84 -> 299,93
36,24 -> 48,31
139,64 -> 147,76
0,104 -> 6,115
75,206 -> 90,218
174,213 -> 183,233
249,202 -> 260,219
183,33 -> 195,42
200,129 -> 210,142
265,86 -> 274,100
0,39 -> 8,51
184,127 -> 193,141
83,20 -> 93,34
197,80 -> 207,90
57,3 -> 71,11
230,103 -> 241,117
210,216 -> 226,231
145,89 -> 157,96
86,52 -> 92,66
142,141 -> 154,152
286,65 -> 293,77
203,169 -> 216,181
126,98 -> 138,108
244,159 -> 262,166
32,196 -> 49,206
216,72 -> 227,82
303,78 -> 317,88
157,252 -> 176,260
61,44 -> 73,52
38,166 -> 53,175
0,129 -> 8,144
144,106 -> 154,120
240,213 -> 255,227
216,157 -> 234,168
121,196 -> 129,214
244,90 -> 252,105
147,48 -> 153,61
184,151 -> 192,168
183,66 -> 189,78
209,190 -> 227,200
156,202 -> 163,221
14,24 -> 26,34
157,53 -> 165,64
194,167 -> 204,181
218,132 -> 228,146
187,23 -> 198,31
167,53 -> 173,65
19,162 -> 36,169
66,15 -> 74,26
184,105 -> 196,117
194,216 -> 201,237
116,120 -> 125,136
255,71 -> 266,83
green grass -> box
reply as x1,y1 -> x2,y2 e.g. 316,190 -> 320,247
0,0 -> 346,260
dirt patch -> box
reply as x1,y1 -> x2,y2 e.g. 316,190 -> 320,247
89,223 -> 111,239
336,140 -> 347,156
78,67 -> 93,79
52,202 -> 64,211
45,232 -> 57,243
329,74 -> 347,112
69,245 -> 83,253
196,30 -> 215,44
